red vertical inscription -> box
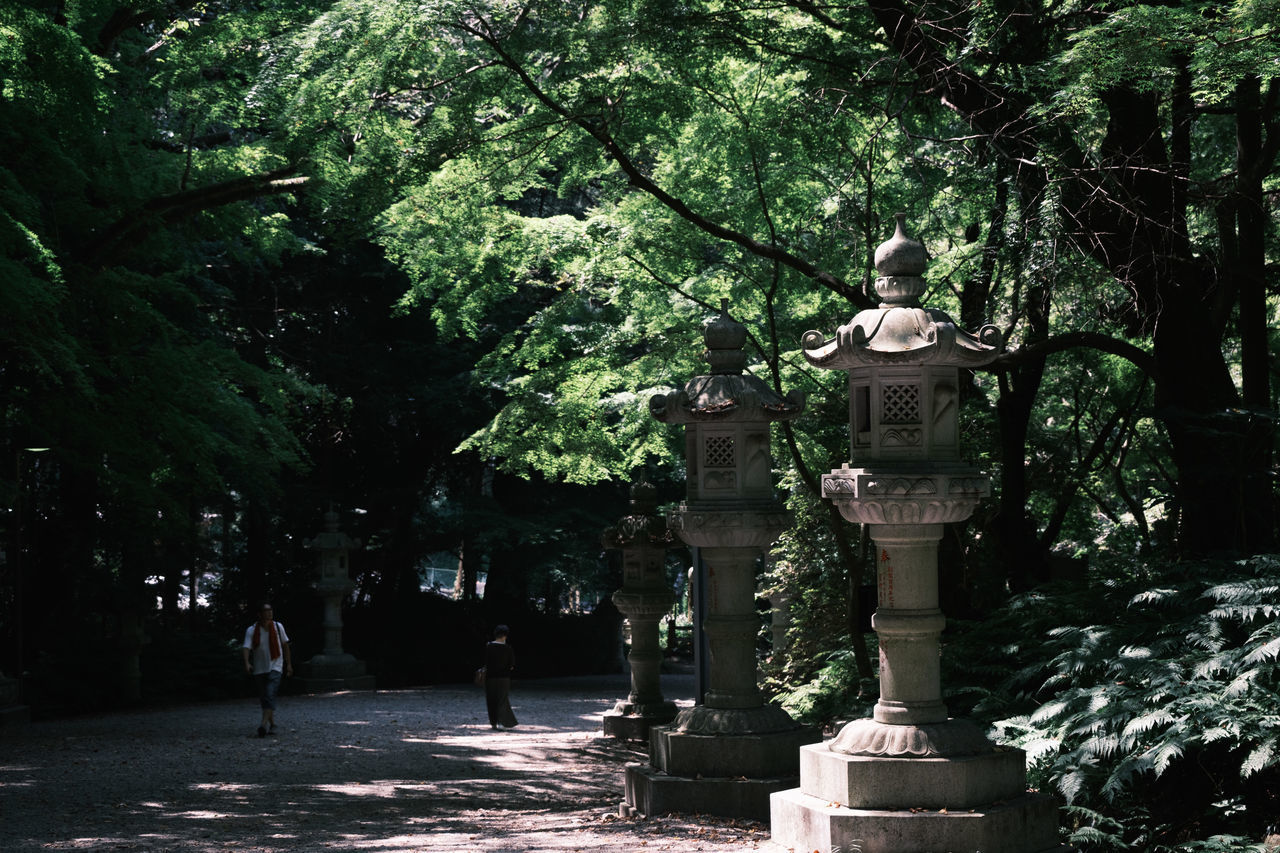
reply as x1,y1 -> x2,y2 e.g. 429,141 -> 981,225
878,548 -> 895,608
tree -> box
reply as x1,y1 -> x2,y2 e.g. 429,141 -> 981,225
1,0 -> 313,697
846,0 -> 1278,553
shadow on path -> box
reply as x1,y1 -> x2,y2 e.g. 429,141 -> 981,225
0,674 -> 774,852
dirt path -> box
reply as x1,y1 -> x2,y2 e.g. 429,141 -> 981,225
0,675 -> 785,852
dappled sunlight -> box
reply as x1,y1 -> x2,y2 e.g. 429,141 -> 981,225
169,810 -> 238,820
0,677 -> 764,852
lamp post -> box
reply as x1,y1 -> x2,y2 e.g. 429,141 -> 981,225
770,215 -> 1063,853
294,508 -> 375,692
623,300 -> 819,820
602,480 -> 677,740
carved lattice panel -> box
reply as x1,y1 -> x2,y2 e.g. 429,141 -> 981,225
704,434 -> 736,468
882,383 -> 921,424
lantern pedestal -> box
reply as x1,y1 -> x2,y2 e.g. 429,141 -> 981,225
603,590 -> 678,740
623,511 -> 820,820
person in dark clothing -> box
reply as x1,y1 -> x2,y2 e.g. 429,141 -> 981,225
482,624 -> 518,729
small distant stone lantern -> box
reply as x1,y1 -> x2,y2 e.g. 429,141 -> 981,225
295,509 -> 375,692
624,300 -> 820,821
771,215 -> 1062,853
602,481 -> 677,740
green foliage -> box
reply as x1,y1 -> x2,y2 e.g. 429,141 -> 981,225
955,555 -> 1280,850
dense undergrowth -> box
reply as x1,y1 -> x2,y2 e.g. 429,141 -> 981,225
776,553 -> 1280,852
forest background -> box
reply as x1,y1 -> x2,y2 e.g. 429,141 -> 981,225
1,0 -> 1277,849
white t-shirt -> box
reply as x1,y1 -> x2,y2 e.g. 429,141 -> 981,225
243,622 -> 290,675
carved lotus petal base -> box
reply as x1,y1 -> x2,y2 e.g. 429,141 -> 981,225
667,505 -> 790,549
828,718 -> 995,757
822,466 -> 990,526
612,590 -> 676,621
669,703 -> 803,735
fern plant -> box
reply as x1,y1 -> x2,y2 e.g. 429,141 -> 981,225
988,554 -> 1280,851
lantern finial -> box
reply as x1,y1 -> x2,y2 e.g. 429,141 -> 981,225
702,299 -> 748,374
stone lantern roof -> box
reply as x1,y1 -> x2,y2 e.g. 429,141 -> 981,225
601,481 -> 674,550
650,299 -> 806,424
801,214 -> 1002,369
304,509 -> 360,552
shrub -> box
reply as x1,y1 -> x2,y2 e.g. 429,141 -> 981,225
982,554 -> 1280,851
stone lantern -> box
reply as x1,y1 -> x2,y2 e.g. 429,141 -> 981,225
294,509 -> 375,692
771,215 -> 1063,852
602,481 -> 678,740
623,299 -> 820,820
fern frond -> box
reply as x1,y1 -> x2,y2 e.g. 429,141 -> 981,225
1241,738 -> 1277,778
1084,732 -> 1122,759
1130,587 -> 1178,607
1146,738 -> 1184,777
1100,751 -> 1153,800
1223,668 -> 1261,697
1242,635 -> 1280,666
1200,725 -> 1238,744
1068,825 -> 1125,846
1120,709 -> 1175,740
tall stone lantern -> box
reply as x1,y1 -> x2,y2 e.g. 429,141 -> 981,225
771,215 -> 1064,852
623,300 -> 820,821
294,509 -> 375,692
602,481 -> 678,740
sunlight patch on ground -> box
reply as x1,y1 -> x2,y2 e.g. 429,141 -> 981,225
428,726 -> 562,745
313,782 -> 401,798
338,833 -> 478,849
190,782 -> 259,792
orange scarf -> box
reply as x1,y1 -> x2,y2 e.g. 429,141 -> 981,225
252,622 -> 281,659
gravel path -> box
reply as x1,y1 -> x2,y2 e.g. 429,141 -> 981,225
0,674 -> 785,852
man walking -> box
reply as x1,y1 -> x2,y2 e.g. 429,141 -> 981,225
242,603 -> 292,737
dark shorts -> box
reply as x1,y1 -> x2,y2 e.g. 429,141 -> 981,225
255,670 -> 282,710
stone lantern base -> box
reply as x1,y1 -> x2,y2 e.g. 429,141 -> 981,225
294,653 -> 376,693
603,699 -> 678,741
623,704 -> 821,821
771,738 -> 1068,853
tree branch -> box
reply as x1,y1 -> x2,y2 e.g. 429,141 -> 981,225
82,166 -> 310,266
460,17 -> 871,309
990,331 -> 1159,382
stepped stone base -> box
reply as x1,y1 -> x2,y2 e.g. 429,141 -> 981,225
651,726 -> 821,778
799,741 -> 1030,810
294,654 -> 375,693
624,763 -> 797,821
772,739 -> 1067,853
771,787 -> 1067,853
603,703 -> 677,741
649,706 -> 821,778
624,708 -> 821,820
